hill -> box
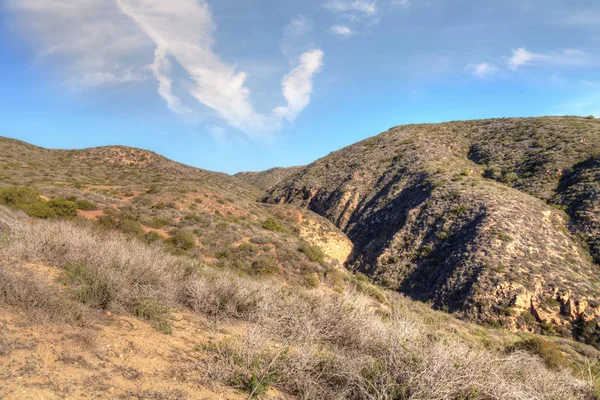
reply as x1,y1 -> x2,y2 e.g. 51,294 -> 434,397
0,137 -> 352,285
235,166 -> 304,191
1,130 -> 600,399
263,116 -> 600,341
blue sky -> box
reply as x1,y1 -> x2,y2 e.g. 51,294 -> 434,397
1,0 -> 599,174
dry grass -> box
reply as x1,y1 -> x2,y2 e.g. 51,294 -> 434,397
0,205 -> 596,399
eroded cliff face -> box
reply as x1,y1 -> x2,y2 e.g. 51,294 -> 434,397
263,117 -> 600,341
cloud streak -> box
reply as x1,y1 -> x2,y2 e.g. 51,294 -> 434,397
466,62 -> 497,78
7,0 -> 324,135
507,47 -> 596,70
329,25 -> 355,36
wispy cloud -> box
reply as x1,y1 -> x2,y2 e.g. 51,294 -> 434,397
507,47 -> 596,70
324,0 -> 377,18
329,25 -> 355,37
466,62 -> 498,78
281,15 -> 315,61
284,15 -> 313,37
152,47 -> 190,115
274,50 -> 324,122
7,0 -> 324,135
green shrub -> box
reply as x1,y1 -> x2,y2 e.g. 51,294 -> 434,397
502,172 -> 518,183
252,255 -> 279,275
0,186 -> 56,218
76,200 -> 97,211
298,242 -> 326,264
143,217 -> 171,229
510,338 -> 568,371
24,202 -> 56,219
262,217 -> 283,232
183,214 -> 200,222
167,229 -> 196,251
0,186 -> 41,207
143,231 -> 163,244
521,311 -> 536,326
47,198 -> 78,218
97,215 -> 118,228
118,219 -> 144,236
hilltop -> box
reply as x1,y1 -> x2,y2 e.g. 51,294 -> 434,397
264,116 -> 600,340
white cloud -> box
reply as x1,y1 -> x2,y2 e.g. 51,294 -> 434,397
390,0 -> 409,8
152,47 -> 190,115
324,0 -> 377,19
507,48 -> 538,70
329,25 -> 355,36
507,47 -> 596,70
284,15 -> 313,37
79,70 -> 146,87
274,50 -> 324,122
7,0 -> 324,135
466,62 -> 497,78
7,0 -> 152,86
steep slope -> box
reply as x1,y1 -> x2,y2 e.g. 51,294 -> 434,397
0,137 -> 352,285
263,117 -> 600,339
235,166 -> 303,191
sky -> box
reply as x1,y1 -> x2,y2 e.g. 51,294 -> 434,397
0,0 -> 599,174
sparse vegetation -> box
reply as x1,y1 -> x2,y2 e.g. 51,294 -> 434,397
0,206 -> 594,399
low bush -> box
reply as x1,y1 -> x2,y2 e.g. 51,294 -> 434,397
262,217 -> 283,232
298,242 -> 326,264
76,200 -> 97,211
509,338 -> 569,371
0,186 -> 55,218
47,198 -> 78,218
167,229 -> 196,251
118,219 -> 144,236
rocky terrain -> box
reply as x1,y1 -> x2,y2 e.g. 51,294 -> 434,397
263,117 -> 600,341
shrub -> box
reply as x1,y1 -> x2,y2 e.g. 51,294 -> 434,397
262,217 -> 283,232
184,214 -> 200,222
47,198 -> 78,218
0,186 -> 55,218
252,255 -> 279,275
143,216 -> 171,229
502,172 -> 519,183
167,229 -> 196,251
0,186 -> 41,207
23,202 -> 56,219
118,219 -> 144,236
143,231 -> 163,244
97,215 -> 118,229
298,242 -> 326,264
510,338 -> 569,371
76,200 -> 97,211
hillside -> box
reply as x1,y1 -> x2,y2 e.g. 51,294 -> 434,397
2,130 -> 600,399
0,137 -> 352,285
1,205 -> 597,399
235,166 -> 303,192
263,116 -> 600,341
